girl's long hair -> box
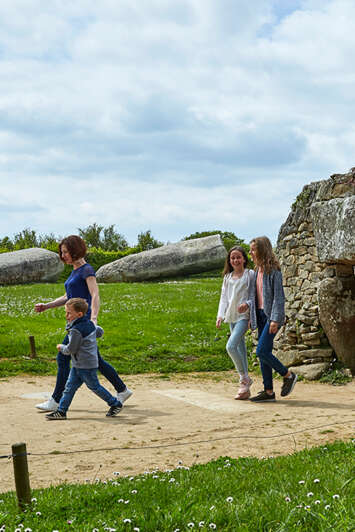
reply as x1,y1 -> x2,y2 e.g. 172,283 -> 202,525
250,236 -> 280,274
222,246 -> 249,276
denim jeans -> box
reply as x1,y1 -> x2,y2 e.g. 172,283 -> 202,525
52,334 -> 126,403
58,367 -> 120,413
226,319 -> 249,377
256,309 -> 288,391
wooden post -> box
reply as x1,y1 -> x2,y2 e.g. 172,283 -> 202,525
12,443 -> 31,510
29,336 -> 36,358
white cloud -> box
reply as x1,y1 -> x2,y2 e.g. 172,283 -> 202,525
0,0 -> 354,246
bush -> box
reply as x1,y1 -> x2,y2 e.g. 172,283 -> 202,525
56,246 -> 141,281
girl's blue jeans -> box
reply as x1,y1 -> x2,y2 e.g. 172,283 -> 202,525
256,309 -> 288,391
226,319 -> 249,377
58,367 -> 120,413
52,334 -> 126,403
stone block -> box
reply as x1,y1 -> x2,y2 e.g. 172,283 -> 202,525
311,196 -> 355,263
97,235 -> 227,282
289,363 -> 330,380
0,248 -> 63,285
318,277 -> 355,372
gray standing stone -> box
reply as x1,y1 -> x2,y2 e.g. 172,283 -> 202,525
0,248 -> 64,285
318,276 -> 355,372
97,235 -> 227,282
311,196 -> 355,263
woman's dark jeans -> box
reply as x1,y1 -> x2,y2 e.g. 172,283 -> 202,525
52,334 -> 126,403
256,309 -> 288,391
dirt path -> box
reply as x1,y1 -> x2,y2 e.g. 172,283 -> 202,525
1,373 -> 354,493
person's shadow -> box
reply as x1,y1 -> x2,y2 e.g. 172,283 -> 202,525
66,404 -> 171,424
276,399 -> 354,410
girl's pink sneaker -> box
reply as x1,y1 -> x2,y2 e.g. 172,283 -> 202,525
234,376 -> 253,400
234,389 -> 251,400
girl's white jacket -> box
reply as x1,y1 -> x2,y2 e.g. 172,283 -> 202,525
217,269 -> 254,324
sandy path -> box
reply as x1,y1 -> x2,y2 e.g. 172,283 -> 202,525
1,373 -> 354,493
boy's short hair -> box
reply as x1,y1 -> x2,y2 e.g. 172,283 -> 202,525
66,298 -> 88,315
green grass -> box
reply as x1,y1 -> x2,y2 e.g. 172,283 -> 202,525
319,361 -> 352,386
0,441 -> 354,531
0,279 -> 253,377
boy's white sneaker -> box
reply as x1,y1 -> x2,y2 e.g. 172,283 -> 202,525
36,397 -> 59,411
117,388 -> 133,404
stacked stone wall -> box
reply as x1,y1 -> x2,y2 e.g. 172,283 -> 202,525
274,169 -> 355,379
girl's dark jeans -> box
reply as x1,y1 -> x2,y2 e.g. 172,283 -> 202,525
256,309 -> 288,391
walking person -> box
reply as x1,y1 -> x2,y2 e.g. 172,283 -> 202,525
238,236 -> 297,401
46,298 -> 122,419
216,246 -> 254,399
35,235 -> 132,411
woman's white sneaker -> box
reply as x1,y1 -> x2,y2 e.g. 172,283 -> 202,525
36,397 -> 59,411
117,388 -> 133,404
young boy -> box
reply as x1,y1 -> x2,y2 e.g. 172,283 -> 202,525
46,298 -> 122,420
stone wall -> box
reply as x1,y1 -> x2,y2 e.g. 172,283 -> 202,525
275,168 -> 355,378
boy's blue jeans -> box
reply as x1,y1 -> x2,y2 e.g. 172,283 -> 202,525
256,309 -> 288,391
52,334 -> 126,403
58,367 -> 120,414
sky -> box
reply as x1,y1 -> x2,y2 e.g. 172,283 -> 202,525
1,0 -> 354,246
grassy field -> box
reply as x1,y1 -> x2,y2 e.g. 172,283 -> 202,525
1,441 -> 354,531
1,281 -> 354,530
0,279 -> 255,378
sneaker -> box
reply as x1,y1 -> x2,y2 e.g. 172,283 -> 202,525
235,376 -> 253,399
36,397 -> 59,411
250,390 -> 276,402
281,372 -> 298,397
117,387 -> 133,404
46,410 -> 66,420
106,403 -> 122,417
235,389 -> 251,400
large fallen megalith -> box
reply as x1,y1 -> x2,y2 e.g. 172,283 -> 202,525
96,235 -> 227,282
0,248 -> 64,285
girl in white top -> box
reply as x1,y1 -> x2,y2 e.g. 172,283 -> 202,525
216,246 -> 254,399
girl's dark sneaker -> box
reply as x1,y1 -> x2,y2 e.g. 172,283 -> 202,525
46,410 -> 67,420
106,404 -> 122,417
250,390 -> 276,402
281,372 -> 298,397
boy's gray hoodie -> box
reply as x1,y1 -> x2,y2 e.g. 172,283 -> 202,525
58,316 -> 104,369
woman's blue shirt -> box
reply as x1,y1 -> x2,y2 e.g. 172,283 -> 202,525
64,263 -> 96,317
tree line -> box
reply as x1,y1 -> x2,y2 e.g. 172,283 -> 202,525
0,225 -> 163,253
0,225 -> 247,253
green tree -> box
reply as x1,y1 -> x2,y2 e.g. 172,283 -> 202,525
78,223 -> 104,248
102,225 -> 128,251
137,230 -> 163,251
38,232 -> 60,250
13,228 -> 39,249
78,223 -> 128,251
0,236 -> 14,251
